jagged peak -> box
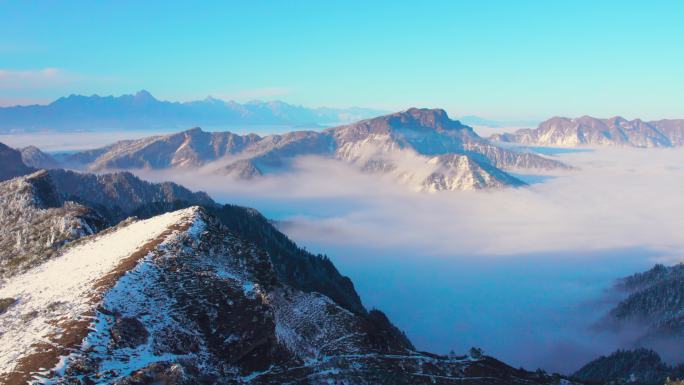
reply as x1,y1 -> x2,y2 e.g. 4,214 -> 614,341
183,126 -> 205,134
339,107 -> 468,133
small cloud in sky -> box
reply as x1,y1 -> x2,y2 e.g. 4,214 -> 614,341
0,68 -> 80,89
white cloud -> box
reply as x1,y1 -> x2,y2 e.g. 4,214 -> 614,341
135,148 -> 684,261
0,68 -> 80,89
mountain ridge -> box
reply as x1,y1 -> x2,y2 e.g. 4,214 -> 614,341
0,204 -> 583,384
490,115 -> 684,147
61,108 -> 568,191
0,90 -> 387,132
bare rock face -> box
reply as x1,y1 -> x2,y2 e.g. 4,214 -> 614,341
110,317 -> 149,349
0,167 -> 216,280
0,142 -> 34,182
0,298 -> 16,315
0,170 -> 105,279
65,108 -> 568,191
20,145 -> 61,169
651,119 -> 684,146
491,116 -> 684,148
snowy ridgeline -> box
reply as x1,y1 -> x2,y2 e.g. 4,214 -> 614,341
0,205 -> 578,384
0,208 -> 198,382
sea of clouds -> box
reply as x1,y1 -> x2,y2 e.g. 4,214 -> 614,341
131,147 -> 684,372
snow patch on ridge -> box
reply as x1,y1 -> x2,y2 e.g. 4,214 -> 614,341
0,207 -> 200,381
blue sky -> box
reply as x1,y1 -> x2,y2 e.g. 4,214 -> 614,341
1,0 -> 683,119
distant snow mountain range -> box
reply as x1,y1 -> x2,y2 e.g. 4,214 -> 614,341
0,90 -> 386,132
47,108 -> 568,192
490,116 -> 684,148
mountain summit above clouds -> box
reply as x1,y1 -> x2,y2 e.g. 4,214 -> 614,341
490,115 -> 684,147
0,90 -> 386,132
63,108 -> 569,192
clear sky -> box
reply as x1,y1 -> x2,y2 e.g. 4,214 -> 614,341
1,0 -> 683,119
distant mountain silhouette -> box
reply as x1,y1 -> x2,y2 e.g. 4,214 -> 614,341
0,90 -> 387,132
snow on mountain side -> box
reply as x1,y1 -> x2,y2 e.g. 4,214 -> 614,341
491,116 -> 684,148
0,208 -> 199,385
0,170 -> 105,279
65,108 -> 567,191
20,146 -> 61,169
45,169 -> 215,224
0,207 -> 582,384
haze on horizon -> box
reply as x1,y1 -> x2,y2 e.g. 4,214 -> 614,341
2,0 -> 683,121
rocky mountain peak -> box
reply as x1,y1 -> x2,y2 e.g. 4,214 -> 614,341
388,107 -> 466,132
183,126 -> 205,135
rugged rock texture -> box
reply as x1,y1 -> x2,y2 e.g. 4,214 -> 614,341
0,207 -> 582,385
573,349 -> 684,385
651,119 -> 684,146
0,170 -> 105,279
46,168 -> 215,224
0,165 -> 214,280
20,145 -> 61,169
491,116 -> 684,148
65,108 -> 568,191
0,142 -> 34,182
0,90 -> 385,132
207,204 -> 366,315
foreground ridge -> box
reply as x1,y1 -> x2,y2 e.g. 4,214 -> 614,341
0,206 -> 581,384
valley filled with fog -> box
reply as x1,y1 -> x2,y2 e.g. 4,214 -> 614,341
112,146 -> 684,373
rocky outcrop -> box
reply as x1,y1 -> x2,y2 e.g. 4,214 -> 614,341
0,143 -> 34,182
20,145 -> 60,169
0,170 -> 105,279
46,168 -> 215,224
491,116 -> 684,148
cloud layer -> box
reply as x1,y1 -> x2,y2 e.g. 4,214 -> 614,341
0,68 -> 77,90
139,148 -> 684,260
125,147 -> 684,372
